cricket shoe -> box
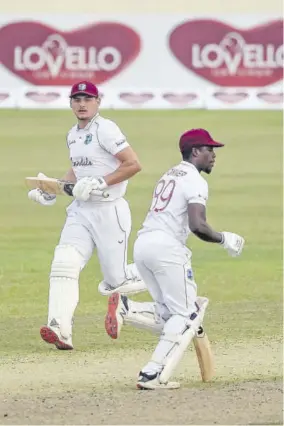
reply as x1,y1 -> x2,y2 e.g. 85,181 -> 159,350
136,371 -> 180,390
105,293 -> 129,339
98,279 -> 147,296
40,321 -> 73,350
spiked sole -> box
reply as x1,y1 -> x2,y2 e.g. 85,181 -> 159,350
105,293 -> 120,339
40,326 -> 73,350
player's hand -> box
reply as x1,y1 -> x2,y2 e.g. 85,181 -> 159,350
73,177 -> 108,201
28,188 -> 56,206
221,232 -> 245,257
27,172 -> 56,206
72,177 -> 93,201
90,177 -> 108,191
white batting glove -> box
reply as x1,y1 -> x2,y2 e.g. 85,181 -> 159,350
73,177 -> 108,201
72,177 -> 93,201
90,177 -> 108,191
27,172 -> 56,206
221,232 -> 245,257
28,188 -> 56,206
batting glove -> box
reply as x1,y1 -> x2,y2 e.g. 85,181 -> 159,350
73,177 -> 108,201
28,188 -> 56,206
220,232 -> 245,257
90,177 -> 108,191
27,172 -> 56,206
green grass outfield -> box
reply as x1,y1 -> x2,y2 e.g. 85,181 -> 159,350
0,109 -> 282,372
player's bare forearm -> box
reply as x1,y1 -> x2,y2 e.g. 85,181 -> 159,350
104,159 -> 141,186
61,168 -> 76,182
191,221 -> 222,243
103,147 -> 142,186
188,203 -> 222,243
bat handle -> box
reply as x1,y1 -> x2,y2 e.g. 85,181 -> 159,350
91,189 -> 110,198
63,183 -> 109,199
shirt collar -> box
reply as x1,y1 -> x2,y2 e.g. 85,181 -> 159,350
180,161 -> 198,171
77,113 -> 99,131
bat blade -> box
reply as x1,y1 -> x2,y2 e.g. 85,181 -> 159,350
25,177 -> 74,196
193,327 -> 214,382
25,177 -> 109,198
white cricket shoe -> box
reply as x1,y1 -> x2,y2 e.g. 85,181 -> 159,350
99,263 -> 147,296
40,321 -> 73,350
105,293 -> 129,339
98,279 -> 147,296
137,371 -> 180,390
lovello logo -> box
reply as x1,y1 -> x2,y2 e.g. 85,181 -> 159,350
0,21 -> 141,85
169,19 -> 283,86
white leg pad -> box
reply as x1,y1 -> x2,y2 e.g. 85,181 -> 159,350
126,298 -> 209,336
48,245 -> 84,338
125,312 -> 164,334
154,298 -> 209,384
124,299 -> 165,334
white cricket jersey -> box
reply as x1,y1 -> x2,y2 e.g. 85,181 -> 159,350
138,161 -> 208,245
67,113 -> 129,202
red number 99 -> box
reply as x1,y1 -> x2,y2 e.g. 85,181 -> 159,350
150,179 -> 176,212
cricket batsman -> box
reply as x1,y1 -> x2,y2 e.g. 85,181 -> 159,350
28,81 -> 144,350
104,128 -> 245,389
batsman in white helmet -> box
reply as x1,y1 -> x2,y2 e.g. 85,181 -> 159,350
104,128 -> 245,389
28,81 -> 145,350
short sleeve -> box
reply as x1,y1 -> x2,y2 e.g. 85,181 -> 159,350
66,131 -> 71,149
98,119 -> 129,156
185,177 -> 208,206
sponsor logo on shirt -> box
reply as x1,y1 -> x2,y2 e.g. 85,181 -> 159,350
71,156 -> 93,166
167,168 -> 187,177
116,139 -> 126,147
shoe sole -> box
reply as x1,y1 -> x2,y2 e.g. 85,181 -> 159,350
40,326 -> 73,350
105,293 -> 120,339
137,381 -> 180,390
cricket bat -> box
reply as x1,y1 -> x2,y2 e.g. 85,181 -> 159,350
193,326 -> 214,382
25,177 -> 109,198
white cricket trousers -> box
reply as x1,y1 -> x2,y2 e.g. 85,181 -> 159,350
133,230 -> 197,319
58,198 -> 131,287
